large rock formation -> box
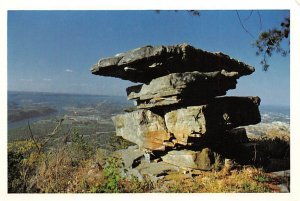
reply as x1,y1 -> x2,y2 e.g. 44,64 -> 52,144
112,96 -> 260,150
164,96 -> 260,145
91,43 -> 261,172
91,44 -> 255,83
127,70 -> 240,108
112,109 -> 170,151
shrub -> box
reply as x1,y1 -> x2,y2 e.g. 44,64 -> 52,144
97,157 -> 122,193
8,128 -> 101,193
118,175 -> 155,193
35,128 -> 100,193
68,128 -> 95,164
8,139 -> 43,193
157,166 -> 271,193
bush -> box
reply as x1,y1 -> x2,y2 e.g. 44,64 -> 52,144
97,157 -> 122,193
35,128 -> 99,193
95,156 -> 155,193
8,128 -> 284,193
159,167 -> 270,193
118,176 -> 154,193
7,128 -> 101,193
68,128 -> 95,165
8,139 -> 43,193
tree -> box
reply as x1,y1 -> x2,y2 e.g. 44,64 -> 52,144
235,11 -> 290,71
253,17 -> 290,71
157,10 -> 290,71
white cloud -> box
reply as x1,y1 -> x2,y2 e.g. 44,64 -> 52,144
65,69 -> 73,73
43,78 -> 52,81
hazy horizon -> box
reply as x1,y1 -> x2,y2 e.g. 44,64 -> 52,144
8,10 -> 290,106
7,90 -> 290,108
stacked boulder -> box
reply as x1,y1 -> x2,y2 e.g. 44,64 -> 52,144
91,43 -> 261,171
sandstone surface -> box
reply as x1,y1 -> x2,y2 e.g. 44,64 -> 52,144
112,109 -> 170,151
164,96 -> 260,144
161,148 -> 216,170
127,70 -> 239,108
112,96 -> 260,150
91,43 -> 262,172
91,44 -> 255,83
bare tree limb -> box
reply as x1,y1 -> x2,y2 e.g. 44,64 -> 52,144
244,10 -> 253,21
60,127 -> 72,145
236,10 -> 255,39
48,118 -> 64,136
27,121 -> 41,154
257,11 -> 262,30
42,118 -> 64,147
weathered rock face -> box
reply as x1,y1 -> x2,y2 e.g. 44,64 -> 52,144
161,148 -> 216,170
165,96 -> 261,144
113,145 -> 145,169
112,109 -> 170,151
91,44 -> 255,83
127,70 -> 239,109
91,43 -> 262,173
112,96 -> 260,150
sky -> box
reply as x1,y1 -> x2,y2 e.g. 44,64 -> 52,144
7,10 -> 290,106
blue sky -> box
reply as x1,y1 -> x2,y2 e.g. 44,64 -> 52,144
7,10 -> 290,106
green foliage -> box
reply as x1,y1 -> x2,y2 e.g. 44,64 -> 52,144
7,128 -> 101,193
8,139 -> 43,193
35,128 -> 99,193
212,153 -> 223,171
98,157 -> 122,193
92,155 -> 155,193
156,10 -> 290,71
8,127 -> 286,193
161,167 -> 271,193
256,175 -> 270,183
250,136 -> 290,159
36,148 -> 75,192
36,149 -> 105,193
166,178 -> 201,193
68,128 -> 95,164
254,17 -> 290,71
108,135 -> 134,151
118,176 -> 155,193
8,150 -> 23,193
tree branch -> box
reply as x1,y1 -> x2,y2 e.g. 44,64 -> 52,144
257,11 -> 262,30
27,121 -> 41,154
244,10 -> 253,21
236,10 -> 255,39
42,118 -> 64,147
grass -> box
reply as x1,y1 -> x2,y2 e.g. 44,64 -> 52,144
8,129 -> 104,193
156,166 -> 274,193
8,128 -> 289,193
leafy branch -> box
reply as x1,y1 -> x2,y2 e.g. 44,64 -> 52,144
253,17 -> 290,71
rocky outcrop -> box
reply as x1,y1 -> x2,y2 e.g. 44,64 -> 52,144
112,96 -> 260,150
112,109 -> 170,150
161,148 -> 216,170
91,43 -> 255,83
91,43 -> 261,172
113,145 -> 145,168
164,96 -> 260,145
127,70 -> 239,108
